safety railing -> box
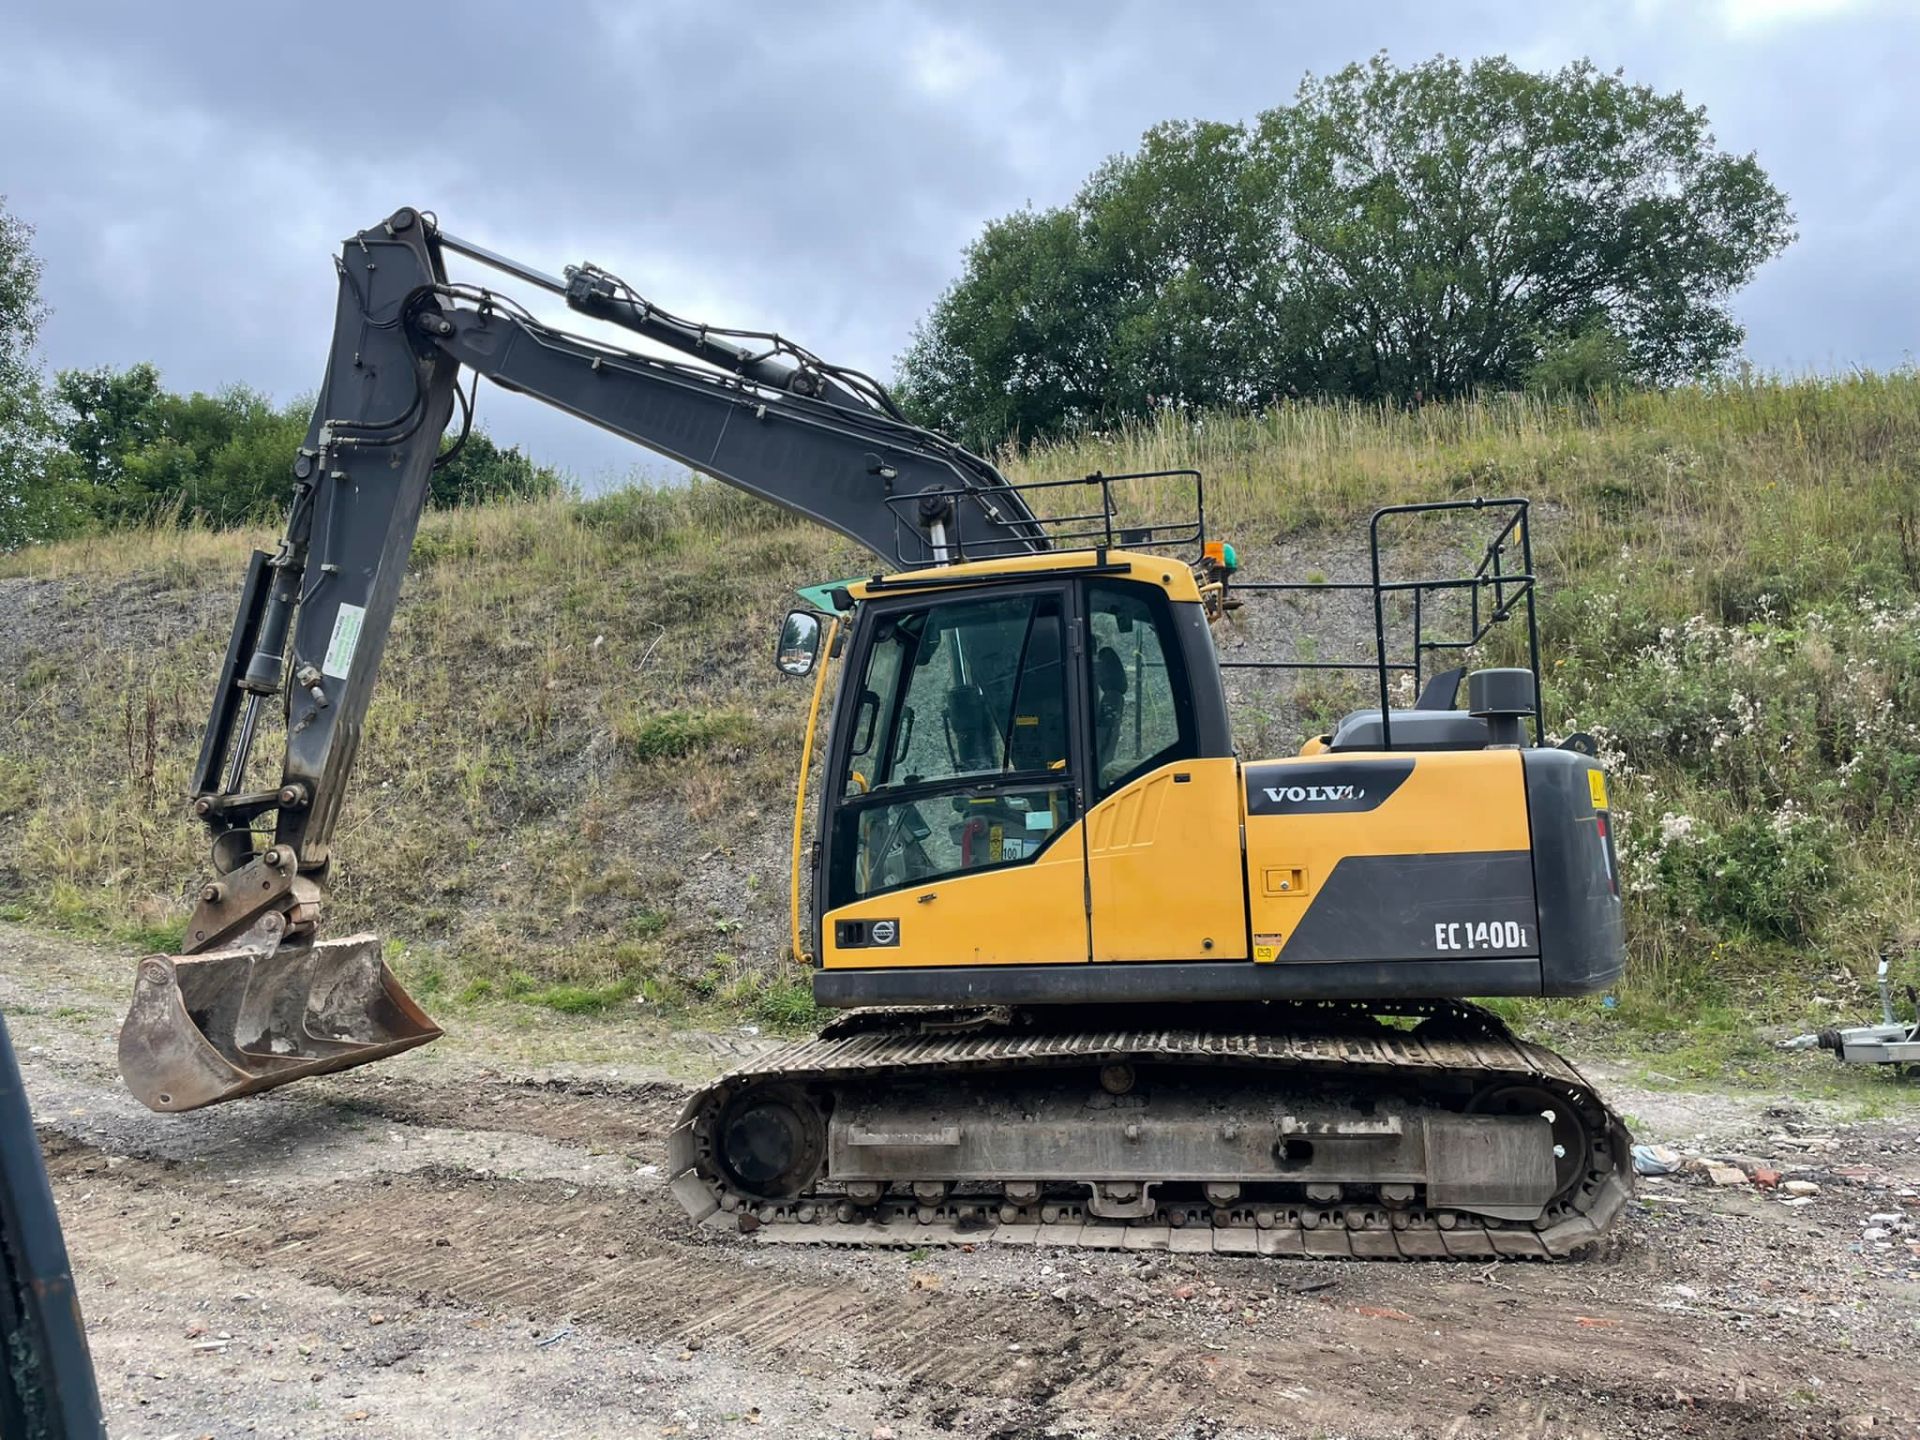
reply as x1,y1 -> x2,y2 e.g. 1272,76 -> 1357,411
1220,497 -> 1543,750
884,468 -> 1206,566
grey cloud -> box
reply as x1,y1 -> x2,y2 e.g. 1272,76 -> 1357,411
2,1 -> 1913,482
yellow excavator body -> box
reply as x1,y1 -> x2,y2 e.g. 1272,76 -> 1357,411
120,211 -> 1630,1258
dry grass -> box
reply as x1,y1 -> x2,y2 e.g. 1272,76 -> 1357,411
0,484 -> 843,1024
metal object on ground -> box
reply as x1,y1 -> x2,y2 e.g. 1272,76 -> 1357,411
118,935 -> 440,1112
668,1001 -> 1632,1260
1787,946 -> 1920,1066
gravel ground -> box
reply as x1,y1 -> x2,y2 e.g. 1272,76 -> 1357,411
9,923 -> 1920,1439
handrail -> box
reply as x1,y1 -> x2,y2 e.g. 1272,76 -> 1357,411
1215,497 -> 1544,751
882,468 -> 1206,566
789,617 -> 840,967
1368,497 -> 1539,750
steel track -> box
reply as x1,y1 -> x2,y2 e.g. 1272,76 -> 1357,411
667,1002 -> 1632,1260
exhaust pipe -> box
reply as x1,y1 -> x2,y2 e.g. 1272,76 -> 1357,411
118,934 -> 441,1112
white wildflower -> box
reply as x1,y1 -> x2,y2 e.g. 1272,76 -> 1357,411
1658,812 -> 1697,844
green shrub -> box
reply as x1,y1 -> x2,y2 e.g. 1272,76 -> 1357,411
613,707 -> 756,763
1557,588 -> 1917,990
0,757 -> 34,819
754,975 -> 821,1030
1639,809 -> 1840,944
574,486 -> 682,548
524,979 -> 639,1015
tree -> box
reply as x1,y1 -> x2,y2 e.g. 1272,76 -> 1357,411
0,197 -> 65,550
45,365 -> 561,529
49,363 -> 164,492
0,191 -> 566,549
893,208 -> 1120,449
49,366 -> 306,527
899,56 -> 1796,444
427,429 -> 562,509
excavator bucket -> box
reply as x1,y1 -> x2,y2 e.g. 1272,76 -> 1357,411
118,934 -> 441,1112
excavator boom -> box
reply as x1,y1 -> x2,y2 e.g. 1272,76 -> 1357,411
120,207 -> 1046,1111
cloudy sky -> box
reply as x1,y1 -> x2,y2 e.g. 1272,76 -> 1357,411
3,0 -> 1914,484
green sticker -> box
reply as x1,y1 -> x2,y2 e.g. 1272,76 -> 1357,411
322,602 -> 366,680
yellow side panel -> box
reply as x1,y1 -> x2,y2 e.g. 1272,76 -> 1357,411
1087,758 -> 1249,962
820,826 -> 1088,969
1244,749 -> 1531,952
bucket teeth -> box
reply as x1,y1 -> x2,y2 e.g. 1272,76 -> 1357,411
118,934 -> 441,1112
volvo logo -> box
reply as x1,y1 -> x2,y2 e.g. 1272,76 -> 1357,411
1262,784 -> 1365,804
1245,759 -> 1413,816
870,920 -> 898,946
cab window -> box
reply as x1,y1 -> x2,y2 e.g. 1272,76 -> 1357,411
1086,581 -> 1192,798
845,592 -> 1067,794
830,590 -> 1072,906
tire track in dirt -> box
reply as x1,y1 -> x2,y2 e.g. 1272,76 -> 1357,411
300,1074 -> 688,1152
46,1137 -> 1151,1434
41,1133 -> 1881,1440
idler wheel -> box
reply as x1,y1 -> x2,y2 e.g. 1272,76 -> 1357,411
1467,1082 -> 1592,1202
713,1084 -> 825,1199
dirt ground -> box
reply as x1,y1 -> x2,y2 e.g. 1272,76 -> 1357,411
9,925 -> 1920,1440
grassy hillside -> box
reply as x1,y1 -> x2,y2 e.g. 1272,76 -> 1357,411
3,373 -> 1918,1065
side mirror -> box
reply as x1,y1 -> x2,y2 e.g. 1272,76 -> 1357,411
775,610 -> 826,677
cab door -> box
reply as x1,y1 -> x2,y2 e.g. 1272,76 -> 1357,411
817,583 -> 1091,970
1081,579 -> 1249,962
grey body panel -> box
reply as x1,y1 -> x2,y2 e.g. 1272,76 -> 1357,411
1277,852 -> 1538,965
1520,748 -> 1624,994
1329,710 -> 1492,751
1,1016 -> 107,1438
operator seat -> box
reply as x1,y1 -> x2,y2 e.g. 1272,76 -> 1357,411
1008,623 -> 1069,773
944,682 -> 1000,772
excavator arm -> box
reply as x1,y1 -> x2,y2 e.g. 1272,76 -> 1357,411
120,206 -> 1047,1112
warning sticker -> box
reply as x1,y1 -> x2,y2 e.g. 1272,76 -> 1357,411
322,602 -> 366,680
1253,933 -> 1284,964
1587,769 -> 1609,812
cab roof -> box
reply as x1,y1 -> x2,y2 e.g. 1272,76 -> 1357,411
846,548 -> 1203,605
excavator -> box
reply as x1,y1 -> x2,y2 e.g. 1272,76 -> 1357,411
118,208 -> 1632,1259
